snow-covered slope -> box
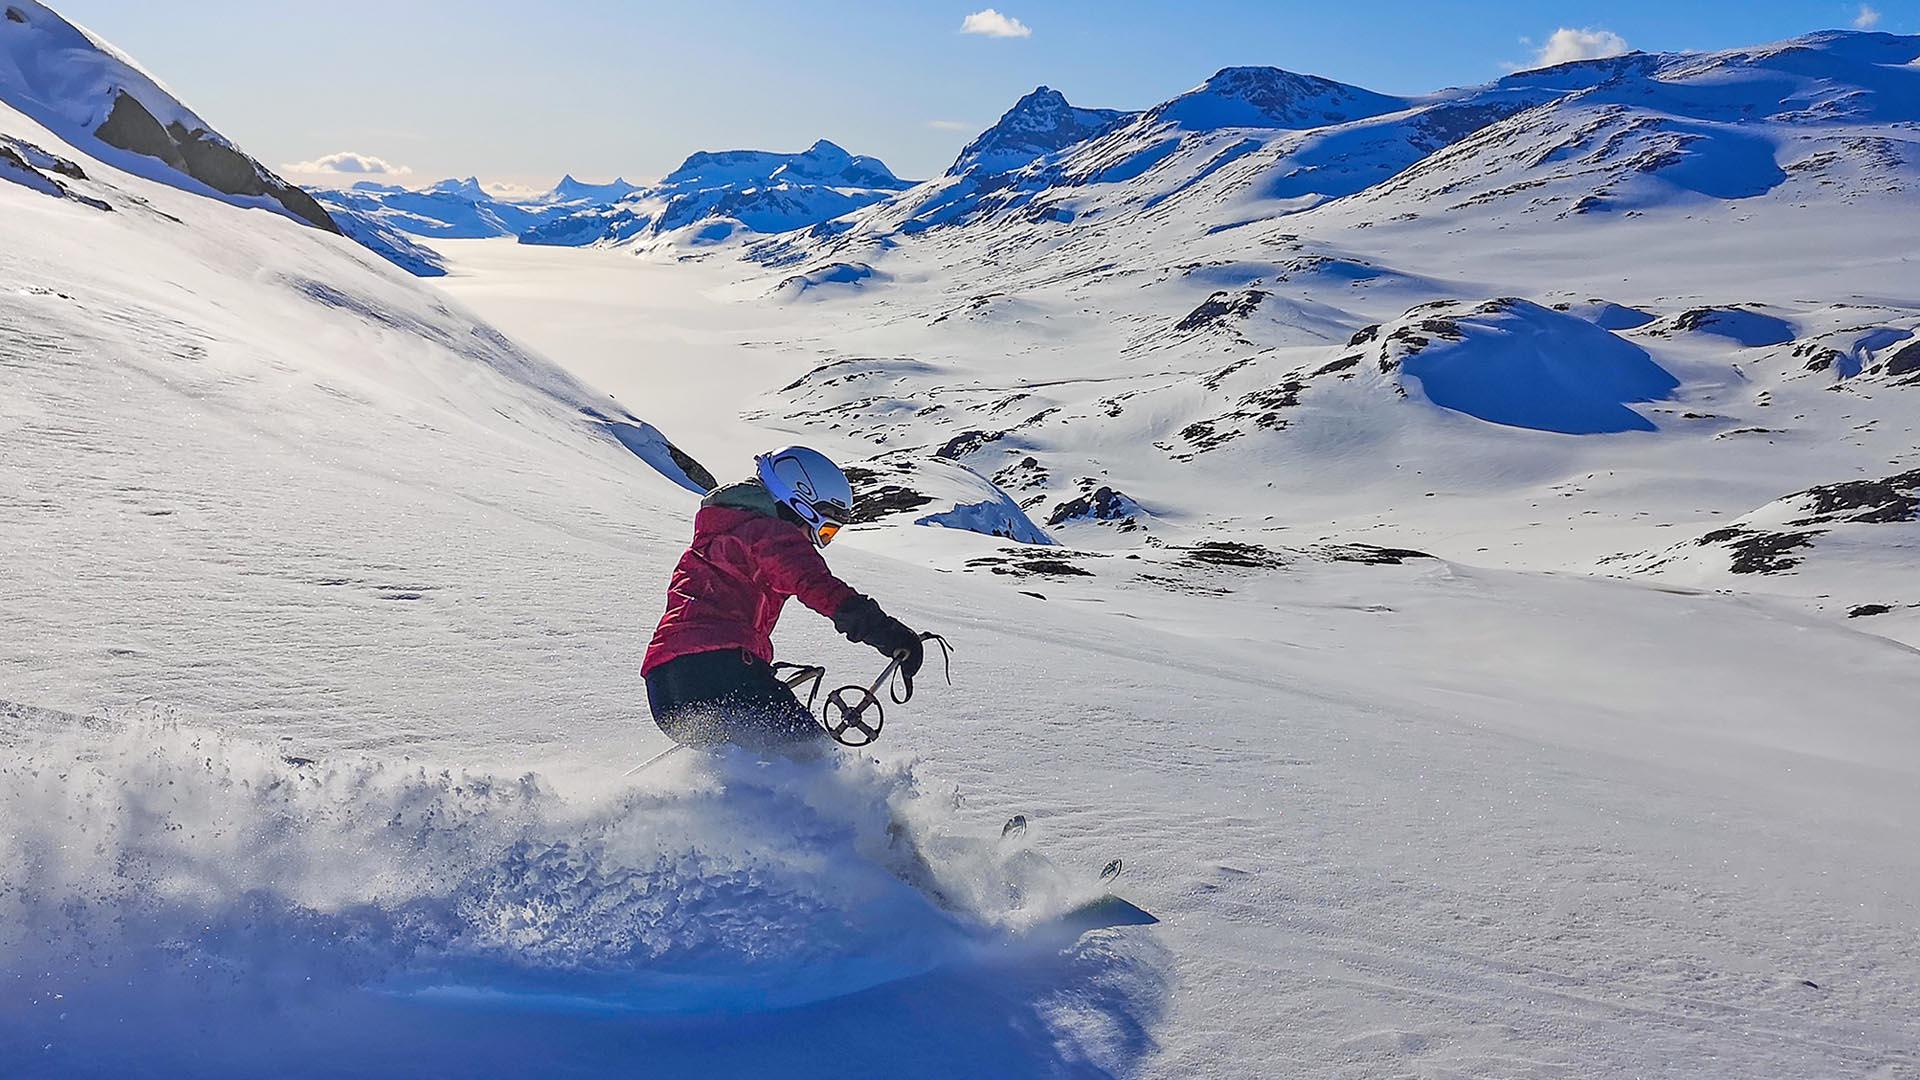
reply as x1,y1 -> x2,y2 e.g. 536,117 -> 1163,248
521,139 -> 914,254
7,9 -> 1920,1079
732,30 -> 1920,642
325,201 -> 450,277
0,0 -> 335,231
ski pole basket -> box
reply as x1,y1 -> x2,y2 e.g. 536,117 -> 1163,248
814,632 -> 952,748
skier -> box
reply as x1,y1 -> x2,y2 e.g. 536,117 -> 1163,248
642,446 -> 927,752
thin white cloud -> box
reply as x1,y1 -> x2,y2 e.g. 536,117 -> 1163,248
961,9 -> 1032,38
1854,4 -> 1881,29
482,181 -> 540,199
1528,27 -> 1631,69
927,119 -> 976,131
281,151 -> 412,177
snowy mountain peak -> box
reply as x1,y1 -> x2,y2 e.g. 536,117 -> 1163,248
661,140 -> 908,191
520,138 -> 913,252
950,85 -> 1133,175
426,176 -> 488,200
0,0 -> 337,231
1146,65 -> 1409,131
547,173 -> 640,202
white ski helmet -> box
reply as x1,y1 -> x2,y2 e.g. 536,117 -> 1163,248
755,445 -> 854,547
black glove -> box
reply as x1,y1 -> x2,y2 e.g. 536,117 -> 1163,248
833,594 -> 925,681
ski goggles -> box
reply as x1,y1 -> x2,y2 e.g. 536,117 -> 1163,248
815,520 -> 844,547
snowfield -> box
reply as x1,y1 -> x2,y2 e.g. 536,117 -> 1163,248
4,5 -> 1920,1078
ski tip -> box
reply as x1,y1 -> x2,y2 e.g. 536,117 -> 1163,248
1031,894 -> 1160,939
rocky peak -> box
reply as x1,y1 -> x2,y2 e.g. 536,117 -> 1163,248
950,85 -> 1133,176
1147,65 -> 1407,132
548,173 -> 640,202
665,141 -> 907,191
426,176 -> 487,201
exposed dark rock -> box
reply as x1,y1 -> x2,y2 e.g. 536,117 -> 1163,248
1377,317 -> 1467,372
1884,339 -> 1920,380
1314,544 -> 1434,565
1176,289 -> 1268,332
666,444 -> 717,492
842,465 -> 935,522
1046,486 -> 1140,528
992,456 -> 1048,492
93,91 -> 186,167
1676,469 -> 1920,577
1800,346 -> 1843,372
1793,469 -> 1920,526
5,6 -> 26,23
1174,363 -> 1326,460
1848,603 -> 1893,618
1697,526 -> 1816,574
0,145 -> 110,211
966,553 -> 1097,578
1201,357 -> 1256,391
1,145 -> 36,176
999,558 -> 1091,577
1180,541 -> 1288,570
1347,323 -> 1381,347
857,485 -> 935,522
93,91 -> 338,233
2,135 -> 86,179
936,429 -> 1005,459
1659,306 -> 1795,346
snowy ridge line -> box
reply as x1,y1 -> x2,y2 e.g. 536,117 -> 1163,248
0,0 -> 338,231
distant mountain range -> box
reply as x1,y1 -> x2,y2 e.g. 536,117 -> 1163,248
752,33 -> 1920,269
306,141 -> 913,267
518,140 -> 914,252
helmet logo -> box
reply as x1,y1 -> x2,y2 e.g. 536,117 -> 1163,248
757,446 -> 853,548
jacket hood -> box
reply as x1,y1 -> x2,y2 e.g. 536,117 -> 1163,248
704,478 -> 799,524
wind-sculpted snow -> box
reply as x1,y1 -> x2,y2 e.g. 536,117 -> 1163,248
0,721 -> 1168,1077
1369,298 -> 1680,434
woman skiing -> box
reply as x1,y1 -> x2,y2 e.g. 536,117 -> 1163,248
642,446 -> 927,751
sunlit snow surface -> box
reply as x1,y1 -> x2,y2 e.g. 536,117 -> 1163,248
5,14 -> 1920,1080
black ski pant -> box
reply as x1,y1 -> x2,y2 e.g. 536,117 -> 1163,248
645,648 -> 825,752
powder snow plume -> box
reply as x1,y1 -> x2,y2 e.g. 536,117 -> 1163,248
0,719 -> 1167,1079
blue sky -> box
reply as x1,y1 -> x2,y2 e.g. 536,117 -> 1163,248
58,0 -> 1911,191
